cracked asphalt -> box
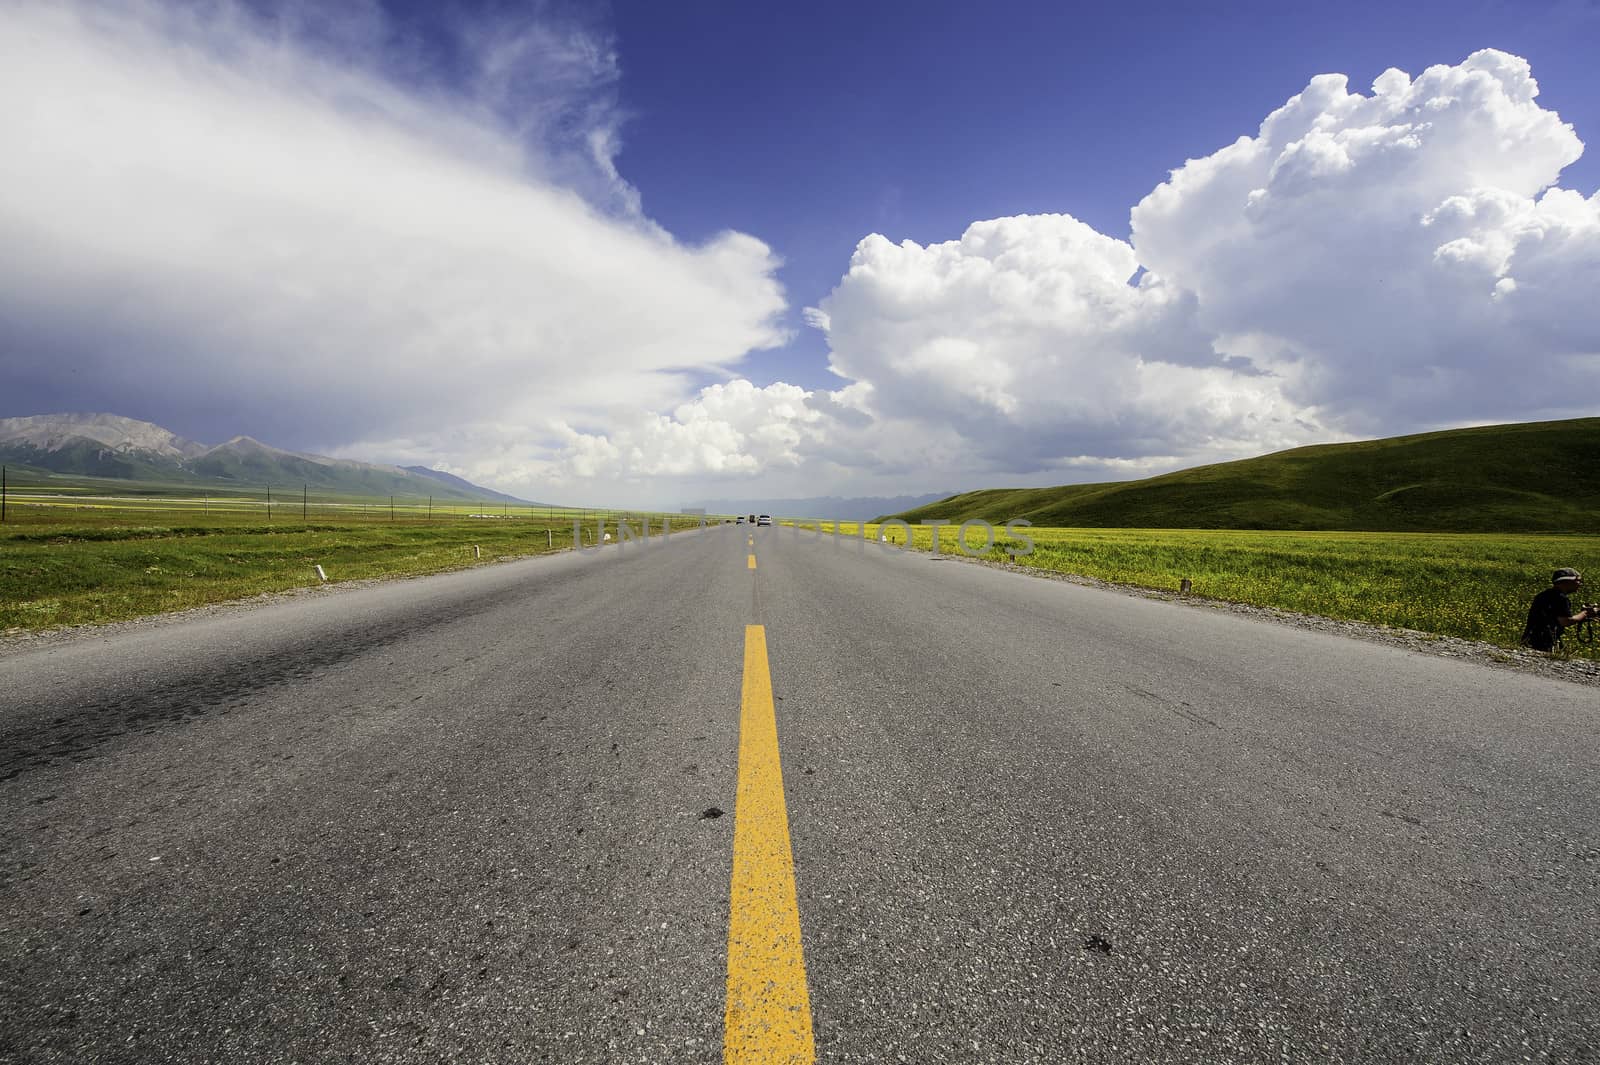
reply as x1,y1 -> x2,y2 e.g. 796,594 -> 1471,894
2,523 -> 1597,1062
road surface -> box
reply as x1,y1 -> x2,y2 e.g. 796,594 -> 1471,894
2,523 -> 1597,1063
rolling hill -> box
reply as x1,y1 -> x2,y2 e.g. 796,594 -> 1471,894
887,418 -> 1600,533
0,414 -> 534,503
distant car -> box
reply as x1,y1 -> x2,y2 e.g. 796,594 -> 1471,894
748,514 -> 757,523
757,514 -> 772,527
735,516 -> 745,524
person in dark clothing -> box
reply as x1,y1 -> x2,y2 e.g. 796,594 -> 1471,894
1521,568 -> 1595,651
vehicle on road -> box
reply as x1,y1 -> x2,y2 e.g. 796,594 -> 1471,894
757,514 -> 772,526
735,516 -> 745,524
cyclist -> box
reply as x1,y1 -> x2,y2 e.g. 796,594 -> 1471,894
1521,568 -> 1595,652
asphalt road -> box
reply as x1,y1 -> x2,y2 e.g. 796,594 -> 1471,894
2,523 -> 1597,1063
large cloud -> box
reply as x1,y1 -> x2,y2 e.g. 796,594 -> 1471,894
812,215 -> 1315,469
0,1 -> 786,473
1132,49 -> 1599,432
589,50 -> 1597,498
773,48 -> 1598,490
554,379 -> 821,479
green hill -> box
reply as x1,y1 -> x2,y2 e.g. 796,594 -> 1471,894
887,418 -> 1600,532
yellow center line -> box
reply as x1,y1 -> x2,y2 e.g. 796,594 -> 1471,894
748,553 -> 757,570
725,625 -> 815,1064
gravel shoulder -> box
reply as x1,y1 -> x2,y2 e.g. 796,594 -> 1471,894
946,551 -> 1600,689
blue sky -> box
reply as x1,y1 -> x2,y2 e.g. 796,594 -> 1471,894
601,0 -> 1600,390
2,0 -> 1597,506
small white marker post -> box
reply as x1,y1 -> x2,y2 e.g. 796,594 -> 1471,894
1180,577 -> 1192,594
314,565 -> 327,582
474,545 -> 481,559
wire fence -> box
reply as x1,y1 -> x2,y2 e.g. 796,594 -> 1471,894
0,465 -> 722,537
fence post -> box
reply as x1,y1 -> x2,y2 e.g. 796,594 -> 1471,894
1,464 -> 6,523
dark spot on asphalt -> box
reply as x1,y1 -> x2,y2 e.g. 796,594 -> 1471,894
1083,934 -> 1114,955
803,766 -> 816,775
270,856 -> 281,864
700,807 -> 724,820
77,907 -> 92,917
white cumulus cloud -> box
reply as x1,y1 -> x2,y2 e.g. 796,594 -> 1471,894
789,47 -> 1598,491
1131,48 -> 1599,433
810,214 -> 1318,472
553,380 -> 823,480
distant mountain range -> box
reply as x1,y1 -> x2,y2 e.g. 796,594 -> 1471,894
887,416 -> 1600,533
0,413 -> 533,503
695,492 -> 956,522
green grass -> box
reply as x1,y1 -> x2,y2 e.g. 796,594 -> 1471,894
888,417 -> 1600,532
810,521 -> 1600,660
1,501 -> 708,631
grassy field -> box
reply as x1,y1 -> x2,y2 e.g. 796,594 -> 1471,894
1,499 -> 710,631
7,486 -> 1595,662
806,521 -> 1600,660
